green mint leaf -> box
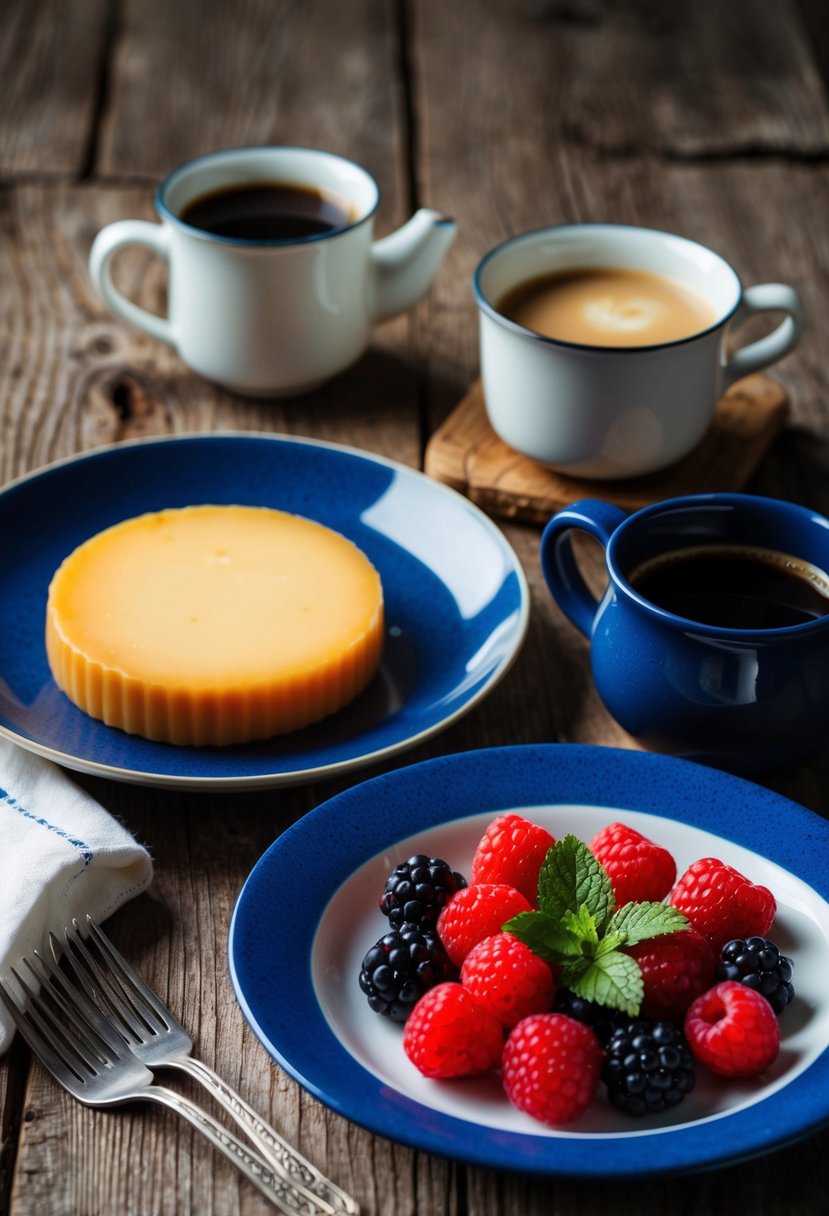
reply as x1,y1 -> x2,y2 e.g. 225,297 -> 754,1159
536,835 -> 615,929
503,911 -> 584,963
567,950 -> 644,1016
558,956 -> 593,989
608,901 -> 689,946
561,905 -> 599,948
594,929 -> 626,958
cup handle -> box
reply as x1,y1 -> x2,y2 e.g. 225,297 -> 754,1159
721,283 -> 803,389
89,220 -> 175,348
540,500 -> 628,637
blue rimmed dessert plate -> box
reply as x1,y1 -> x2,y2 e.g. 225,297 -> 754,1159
229,744 -> 829,1176
0,434 -> 528,790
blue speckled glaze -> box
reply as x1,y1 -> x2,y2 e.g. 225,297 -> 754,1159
541,495 -> 829,776
228,743 -> 829,1178
0,434 -> 528,789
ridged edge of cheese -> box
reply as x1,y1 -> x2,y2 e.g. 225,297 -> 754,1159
45,601 -> 384,747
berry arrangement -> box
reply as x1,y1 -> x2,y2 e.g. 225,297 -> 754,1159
358,811 -> 794,1127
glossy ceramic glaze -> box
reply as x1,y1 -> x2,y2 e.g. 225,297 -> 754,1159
541,494 -> 829,774
474,224 -> 802,478
0,433 -> 528,789
228,743 -> 829,1177
89,146 -> 456,395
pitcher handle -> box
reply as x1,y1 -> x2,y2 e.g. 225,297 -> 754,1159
540,500 -> 628,637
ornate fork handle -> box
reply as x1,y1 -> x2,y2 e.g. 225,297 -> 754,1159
142,1083 -> 335,1216
169,1056 -> 358,1215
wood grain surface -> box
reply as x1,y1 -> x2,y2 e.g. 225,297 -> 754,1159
2,2 -> 829,1214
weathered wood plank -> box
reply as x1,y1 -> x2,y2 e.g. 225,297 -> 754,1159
533,0 -> 829,156
0,0 -> 111,177
0,1038 -> 27,1216
97,0 -> 407,201
798,0 -> 829,96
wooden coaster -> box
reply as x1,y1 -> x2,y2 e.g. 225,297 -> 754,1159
425,374 -> 789,524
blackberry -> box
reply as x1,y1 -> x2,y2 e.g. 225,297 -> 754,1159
379,854 -> 467,931
553,989 -> 627,1047
358,925 -> 457,1022
603,1019 -> 695,1116
716,936 -> 795,1015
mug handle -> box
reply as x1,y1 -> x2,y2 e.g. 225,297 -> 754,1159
88,221 -> 175,348
721,283 -> 803,389
540,500 -> 628,638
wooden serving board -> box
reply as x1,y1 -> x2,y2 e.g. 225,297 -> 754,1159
425,374 -> 789,524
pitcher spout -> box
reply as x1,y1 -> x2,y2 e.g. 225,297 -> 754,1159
369,209 -> 456,322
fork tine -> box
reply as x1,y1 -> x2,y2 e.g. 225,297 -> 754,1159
0,971 -> 84,1084
66,917 -> 174,1036
2,964 -> 101,1083
59,923 -> 151,1045
20,958 -> 106,1071
29,945 -> 128,1063
85,916 -> 176,1029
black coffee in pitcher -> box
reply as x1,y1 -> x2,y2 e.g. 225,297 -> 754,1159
629,544 -> 829,630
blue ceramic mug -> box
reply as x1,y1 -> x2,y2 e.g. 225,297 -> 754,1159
540,493 -> 829,775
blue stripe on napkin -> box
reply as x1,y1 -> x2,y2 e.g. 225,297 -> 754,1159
0,789 -> 94,866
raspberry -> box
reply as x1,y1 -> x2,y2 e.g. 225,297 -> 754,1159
626,928 -> 717,1022
437,883 -> 532,968
684,981 -> 781,1077
379,854 -> 467,931
470,813 -> 556,905
460,932 -> 556,1028
501,1013 -> 603,1125
716,936 -> 795,1015
359,925 -> 456,1022
589,821 -> 676,907
603,1019 -> 695,1116
402,982 -> 504,1078
669,858 -> 776,949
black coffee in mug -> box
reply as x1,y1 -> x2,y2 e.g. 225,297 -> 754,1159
180,181 -> 355,240
629,544 -> 829,629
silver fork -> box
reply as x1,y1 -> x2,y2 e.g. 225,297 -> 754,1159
0,950 -> 335,1216
58,917 -> 358,1216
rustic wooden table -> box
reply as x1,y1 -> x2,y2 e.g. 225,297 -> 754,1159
2,1 -> 829,1212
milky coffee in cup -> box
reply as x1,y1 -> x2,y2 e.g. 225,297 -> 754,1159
498,266 -> 717,348
474,224 -> 803,478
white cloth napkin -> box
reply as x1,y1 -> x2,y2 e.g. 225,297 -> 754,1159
0,738 -> 153,1052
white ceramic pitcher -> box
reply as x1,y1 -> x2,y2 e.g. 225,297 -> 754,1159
90,146 -> 456,396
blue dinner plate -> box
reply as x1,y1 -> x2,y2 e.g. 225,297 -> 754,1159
229,744 -> 829,1177
0,434 -> 528,789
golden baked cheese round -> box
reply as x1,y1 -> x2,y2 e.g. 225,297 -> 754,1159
45,505 -> 384,746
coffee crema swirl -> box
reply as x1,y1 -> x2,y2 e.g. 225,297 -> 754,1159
498,266 -> 717,348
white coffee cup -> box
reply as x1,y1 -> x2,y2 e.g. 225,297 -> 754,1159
89,146 -> 456,396
474,223 -> 803,479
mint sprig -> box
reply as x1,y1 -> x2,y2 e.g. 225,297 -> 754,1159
504,834 -> 687,1016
